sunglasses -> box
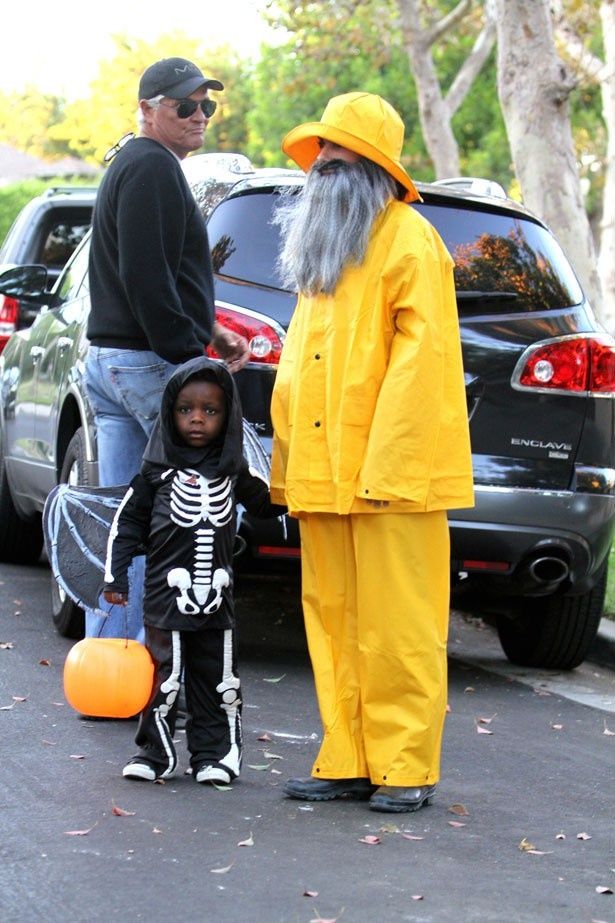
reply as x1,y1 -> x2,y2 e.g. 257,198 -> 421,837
161,97 -> 217,119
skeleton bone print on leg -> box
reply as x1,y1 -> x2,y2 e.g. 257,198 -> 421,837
167,471 -> 233,616
218,629 -> 242,776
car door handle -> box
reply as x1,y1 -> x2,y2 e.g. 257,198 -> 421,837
30,346 -> 45,362
57,337 -> 72,352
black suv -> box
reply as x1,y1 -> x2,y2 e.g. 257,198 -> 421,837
0,154 -> 613,669
0,186 -> 95,352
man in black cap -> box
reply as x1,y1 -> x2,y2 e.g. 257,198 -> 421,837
84,57 -> 249,642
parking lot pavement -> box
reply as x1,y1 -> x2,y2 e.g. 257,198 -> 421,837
2,562 -> 615,923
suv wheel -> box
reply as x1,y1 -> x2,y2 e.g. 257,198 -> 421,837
51,429 -> 88,638
0,435 -> 43,564
495,563 -> 607,670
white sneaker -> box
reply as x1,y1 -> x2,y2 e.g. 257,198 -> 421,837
194,762 -> 233,784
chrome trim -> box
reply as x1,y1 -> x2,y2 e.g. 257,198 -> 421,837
511,332 -> 615,398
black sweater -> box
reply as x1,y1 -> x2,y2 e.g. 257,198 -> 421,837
87,137 -> 214,364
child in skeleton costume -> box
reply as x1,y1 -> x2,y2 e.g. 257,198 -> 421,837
103,356 -> 285,784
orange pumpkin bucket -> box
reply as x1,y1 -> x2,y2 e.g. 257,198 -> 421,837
63,638 -> 155,719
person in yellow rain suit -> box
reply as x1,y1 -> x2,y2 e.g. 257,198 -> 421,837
269,92 -> 474,813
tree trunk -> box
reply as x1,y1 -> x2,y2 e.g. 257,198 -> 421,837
397,0 -> 461,177
597,0 -> 615,331
494,0 -> 603,318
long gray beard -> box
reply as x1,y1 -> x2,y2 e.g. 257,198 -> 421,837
273,159 -> 397,296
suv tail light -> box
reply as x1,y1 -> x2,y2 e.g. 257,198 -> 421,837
0,294 -> 19,352
207,303 -> 284,366
512,335 -> 615,397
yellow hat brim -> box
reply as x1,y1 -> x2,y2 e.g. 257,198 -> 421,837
282,121 -> 421,204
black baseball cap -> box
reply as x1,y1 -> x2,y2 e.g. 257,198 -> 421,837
138,57 -> 224,100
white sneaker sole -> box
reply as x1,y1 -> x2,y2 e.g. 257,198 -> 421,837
194,764 -> 232,784
122,762 -> 176,781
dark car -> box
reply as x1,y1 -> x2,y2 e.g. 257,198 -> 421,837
0,154 -> 613,669
0,186 -> 95,352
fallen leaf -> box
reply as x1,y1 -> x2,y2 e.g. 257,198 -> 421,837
303,890 -> 319,897
64,823 -> 97,836
0,703 -> 15,711
551,724 -> 563,730
595,886 -> 613,894
310,916 -> 340,923
478,714 -> 497,724
247,763 -> 271,771
555,833 -> 566,840
211,782 -> 232,791
358,835 -> 381,845
39,659 -> 51,666
519,837 -> 535,852
448,821 -> 466,828
112,806 -> 136,817
42,740 -> 56,746
257,733 -> 272,741
449,803 -> 470,816
577,832 -> 592,840
262,674 -> 286,683
412,895 -> 424,901
12,696 -> 26,702
238,833 -> 254,847
446,703 -> 451,713
210,862 -> 234,874
0,642 -> 14,650
526,849 -> 553,856
380,823 -> 400,834
401,833 -> 425,839
270,767 -> 282,775
464,686 -> 475,693
69,754 -> 86,760
262,750 -> 284,760
603,723 -> 615,736
476,723 -> 493,735
152,827 -> 162,834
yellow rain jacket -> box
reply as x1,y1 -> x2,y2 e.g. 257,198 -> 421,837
270,199 -> 474,516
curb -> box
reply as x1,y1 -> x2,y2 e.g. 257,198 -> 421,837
589,617 -> 615,670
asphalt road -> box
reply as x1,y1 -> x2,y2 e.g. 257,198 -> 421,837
1,559 -> 614,923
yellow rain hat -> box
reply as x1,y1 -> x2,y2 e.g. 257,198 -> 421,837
282,92 -> 421,203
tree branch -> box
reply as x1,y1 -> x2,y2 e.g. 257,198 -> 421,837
445,3 -> 497,115
426,0 -> 474,46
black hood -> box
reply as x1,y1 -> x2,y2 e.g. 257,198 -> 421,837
142,357 -> 244,477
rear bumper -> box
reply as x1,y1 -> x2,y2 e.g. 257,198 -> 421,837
450,485 -> 615,595
240,483 -> 615,595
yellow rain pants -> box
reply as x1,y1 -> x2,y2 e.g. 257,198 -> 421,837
299,509 -> 450,787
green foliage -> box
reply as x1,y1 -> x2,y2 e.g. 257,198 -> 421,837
0,178 -> 97,246
247,0 -> 426,171
606,543 -> 615,618
49,33 -> 252,166
0,0 -> 608,220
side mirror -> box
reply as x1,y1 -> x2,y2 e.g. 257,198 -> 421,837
0,264 -> 48,301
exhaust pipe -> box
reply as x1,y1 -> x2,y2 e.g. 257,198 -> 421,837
527,555 -> 569,585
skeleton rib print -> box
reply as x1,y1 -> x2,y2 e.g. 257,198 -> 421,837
166,471 -> 233,616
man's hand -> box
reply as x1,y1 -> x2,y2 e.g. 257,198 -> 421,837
103,590 -> 129,606
211,323 -> 250,373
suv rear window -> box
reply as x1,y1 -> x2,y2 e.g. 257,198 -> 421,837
207,189 -> 583,312
417,202 -> 583,312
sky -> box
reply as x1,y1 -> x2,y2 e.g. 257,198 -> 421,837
2,0 -> 276,99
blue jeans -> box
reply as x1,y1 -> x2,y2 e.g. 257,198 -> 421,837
84,347 -> 177,641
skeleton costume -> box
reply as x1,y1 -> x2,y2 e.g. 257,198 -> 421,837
104,357 -> 285,783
